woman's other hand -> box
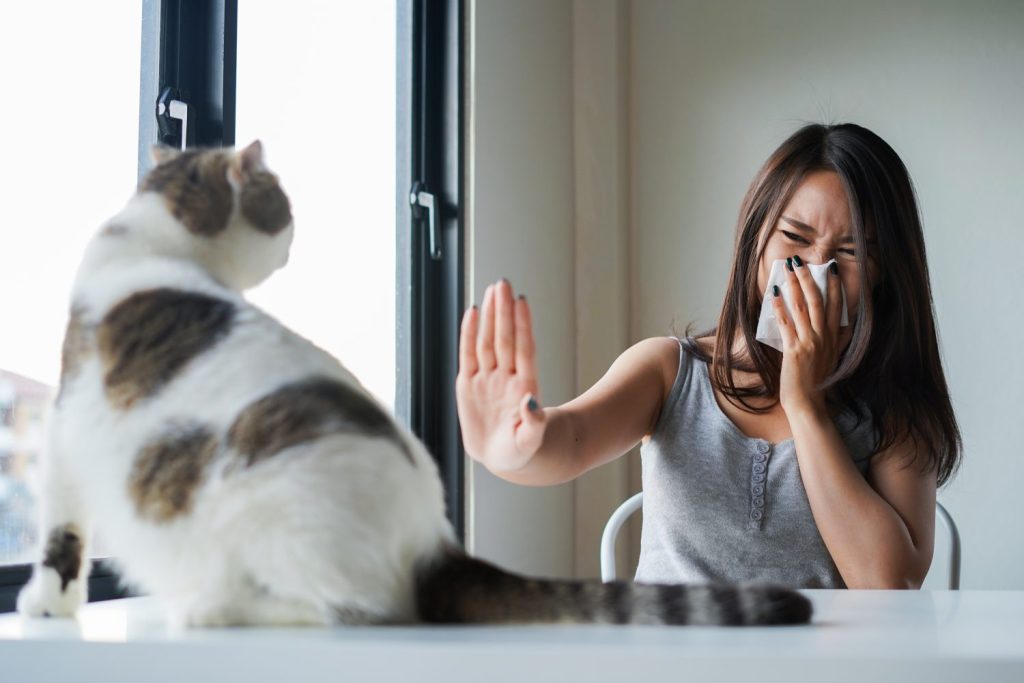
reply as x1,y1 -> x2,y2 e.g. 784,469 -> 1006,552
456,279 -> 547,474
771,256 -> 845,418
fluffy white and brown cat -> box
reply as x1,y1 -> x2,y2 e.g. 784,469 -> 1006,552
17,142 -> 811,628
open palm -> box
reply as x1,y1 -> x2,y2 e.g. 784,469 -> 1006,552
456,279 -> 547,473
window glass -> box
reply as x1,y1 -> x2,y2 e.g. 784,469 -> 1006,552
0,2 -> 142,564
236,1 -> 397,410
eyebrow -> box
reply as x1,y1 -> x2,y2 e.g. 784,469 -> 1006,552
781,215 -> 860,245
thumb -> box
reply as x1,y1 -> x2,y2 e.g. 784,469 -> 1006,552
518,393 -> 546,427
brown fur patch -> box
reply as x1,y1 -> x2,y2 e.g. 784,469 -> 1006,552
240,170 -> 292,235
129,424 -> 218,522
139,150 -> 234,236
98,289 -> 235,410
42,523 -> 83,591
57,306 -> 92,405
227,376 -> 412,467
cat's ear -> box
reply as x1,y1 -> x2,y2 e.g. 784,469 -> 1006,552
150,144 -> 179,165
228,140 -> 265,186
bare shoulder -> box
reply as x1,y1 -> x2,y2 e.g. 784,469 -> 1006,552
612,336 -> 682,419
631,336 -> 682,397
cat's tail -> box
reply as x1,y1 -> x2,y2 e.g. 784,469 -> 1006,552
413,549 -> 812,626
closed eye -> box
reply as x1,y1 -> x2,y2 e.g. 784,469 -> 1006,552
781,230 -> 810,245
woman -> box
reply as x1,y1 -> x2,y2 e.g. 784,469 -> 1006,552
456,123 -> 961,589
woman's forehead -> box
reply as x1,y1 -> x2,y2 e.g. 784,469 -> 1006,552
781,171 -> 851,235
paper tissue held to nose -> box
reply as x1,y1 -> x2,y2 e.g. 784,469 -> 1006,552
754,259 -> 849,352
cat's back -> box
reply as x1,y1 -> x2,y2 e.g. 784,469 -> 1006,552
56,247 -> 406,502
64,252 -> 332,415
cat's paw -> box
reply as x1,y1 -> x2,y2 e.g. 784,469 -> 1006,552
16,566 -> 86,618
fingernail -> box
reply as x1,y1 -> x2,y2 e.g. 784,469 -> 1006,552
517,294 -> 526,301
829,262 -> 838,276
471,304 -> 478,310
527,396 -> 539,411
773,285 -> 781,297
793,255 -> 803,268
786,257 -> 793,272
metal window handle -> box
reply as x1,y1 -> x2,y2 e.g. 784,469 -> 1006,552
156,87 -> 189,150
410,182 -> 441,260
164,100 -> 188,151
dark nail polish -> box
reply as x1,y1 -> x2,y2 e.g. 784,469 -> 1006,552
786,257 -> 793,272
793,255 -> 803,268
773,285 -> 781,297
518,294 -> 526,301
527,396 -> 539,411
829,261 -> 838,276
471,304 -> 478,310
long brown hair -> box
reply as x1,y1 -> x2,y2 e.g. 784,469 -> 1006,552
686,123 -> 962,486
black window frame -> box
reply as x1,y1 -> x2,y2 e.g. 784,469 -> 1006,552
397,0 -> 466,539
0,0 -> 464,612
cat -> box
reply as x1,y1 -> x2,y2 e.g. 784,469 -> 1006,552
16,141 -> 812,627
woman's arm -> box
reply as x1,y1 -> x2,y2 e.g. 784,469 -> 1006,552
507,335 -> 679,485
456,279 -> 677,486
773,256 -> 937,588
788,411 -> 937,588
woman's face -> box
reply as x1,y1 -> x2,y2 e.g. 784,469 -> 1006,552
757,170 -> 875,350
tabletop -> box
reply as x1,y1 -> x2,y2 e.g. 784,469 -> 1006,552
1,589 -> 1022,682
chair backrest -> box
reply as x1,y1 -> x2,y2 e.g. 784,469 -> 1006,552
599,492 -> 962,589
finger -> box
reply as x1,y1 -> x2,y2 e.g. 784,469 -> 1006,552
458,305 -> 479,376
514,294 -> 537,386
784,256 -> 812,340
494,279 -> 516,372
771,285 -> 796,349
476,284 -> 497,370
793,255 -> 825,333
826,261 -> 843,333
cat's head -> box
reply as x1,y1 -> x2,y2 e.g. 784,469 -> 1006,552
139,140 -> 293,290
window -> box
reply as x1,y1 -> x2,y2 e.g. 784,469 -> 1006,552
235,1 -> 397,409
0,0 -> 143,568
0,0 -> 463,612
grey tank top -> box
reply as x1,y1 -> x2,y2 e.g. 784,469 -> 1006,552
635,337 -> 875,589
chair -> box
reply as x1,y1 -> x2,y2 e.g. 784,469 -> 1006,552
600,491 -> 962,589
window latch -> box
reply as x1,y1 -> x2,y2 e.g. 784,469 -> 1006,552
156,86 -> 189,151
409,182 -> 441,260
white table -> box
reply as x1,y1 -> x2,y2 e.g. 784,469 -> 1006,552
1,590 -> 1022,682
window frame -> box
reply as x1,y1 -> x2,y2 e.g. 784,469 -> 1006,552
396,0 -> 466,539
1,0 -> 465,612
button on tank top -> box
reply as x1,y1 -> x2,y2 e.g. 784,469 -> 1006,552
635,337 -> 876,588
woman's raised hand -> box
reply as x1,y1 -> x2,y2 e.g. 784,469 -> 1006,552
456,279 -> 547,473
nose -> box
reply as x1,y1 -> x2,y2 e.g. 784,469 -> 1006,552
808,247 -> 835,265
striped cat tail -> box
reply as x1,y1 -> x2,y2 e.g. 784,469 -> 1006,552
414,549 -> 812,626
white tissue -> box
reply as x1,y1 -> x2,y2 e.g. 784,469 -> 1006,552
754,258 -> 849,352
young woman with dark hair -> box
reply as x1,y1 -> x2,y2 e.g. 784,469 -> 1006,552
456,123 -> 961,589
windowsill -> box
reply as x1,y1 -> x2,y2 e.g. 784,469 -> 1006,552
1,590 -> 1023,681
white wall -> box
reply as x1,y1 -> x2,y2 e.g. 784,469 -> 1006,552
468,0 -> 640,580
466,0 -> 577,577
630,0 -> 1024,588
